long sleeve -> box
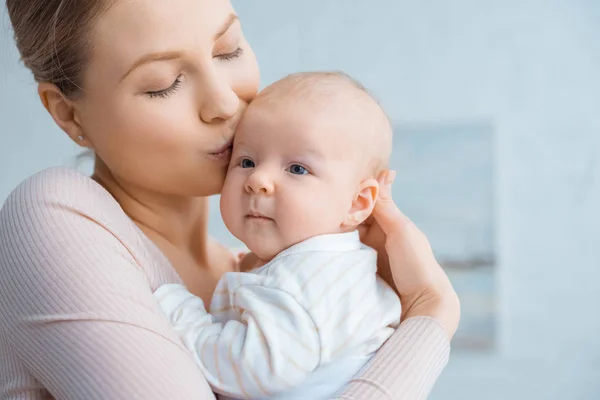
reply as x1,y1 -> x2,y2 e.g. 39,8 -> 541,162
0,168 -> 216,400
155,283 -> 321,399
334,316 -> 450,400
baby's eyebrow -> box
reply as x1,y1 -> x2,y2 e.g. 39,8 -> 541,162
232,141 -> 252,152
294,147 -> 324,160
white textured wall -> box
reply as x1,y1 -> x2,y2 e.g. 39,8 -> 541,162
2,1 -> 599,398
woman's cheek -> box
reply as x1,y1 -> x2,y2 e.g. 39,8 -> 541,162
232,48 -> 260,102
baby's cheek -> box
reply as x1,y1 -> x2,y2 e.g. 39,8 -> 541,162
312,190 -> 350,231
220,177 -> 243,234
281,200 -> 326,243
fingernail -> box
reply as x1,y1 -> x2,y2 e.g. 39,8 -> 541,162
386,170 -> 397,185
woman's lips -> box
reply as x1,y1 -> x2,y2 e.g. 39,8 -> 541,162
209,140 -> 234,160
210,146 -> 232,160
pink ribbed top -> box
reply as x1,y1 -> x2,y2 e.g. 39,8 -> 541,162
0,167 -> 449,399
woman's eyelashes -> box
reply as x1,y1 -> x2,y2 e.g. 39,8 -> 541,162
144,48 -> 243,99
216,47 -> 243,61
146,75 -> 183,99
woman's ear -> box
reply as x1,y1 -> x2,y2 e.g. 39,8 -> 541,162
38,82 -> 91,147
342,178 -> 379,229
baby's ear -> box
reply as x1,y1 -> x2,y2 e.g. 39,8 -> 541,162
342,178 -> 379,229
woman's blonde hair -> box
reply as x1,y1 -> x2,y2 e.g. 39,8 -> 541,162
6,0 -> 112,98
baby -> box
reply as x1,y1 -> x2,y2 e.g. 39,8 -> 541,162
154,72 -> 401,400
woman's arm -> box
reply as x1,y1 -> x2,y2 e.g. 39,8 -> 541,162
335,170 -> 460,400
0,170 -> 215,399
334,317 -> 449,400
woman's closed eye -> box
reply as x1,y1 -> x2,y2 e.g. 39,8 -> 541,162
215,47 -> 244,61
146,75 -> 183,99
144,47 -> 242,100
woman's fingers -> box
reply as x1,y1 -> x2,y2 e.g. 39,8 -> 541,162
372,170 -> 411,236
377,170 -> 396,201
366,170 -> 460,338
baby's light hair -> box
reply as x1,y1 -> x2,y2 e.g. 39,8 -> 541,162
256,71 -> 393,176
259,71 -> 380,114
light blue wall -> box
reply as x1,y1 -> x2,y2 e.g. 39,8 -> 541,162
234,2 -> 600,398
2,1 -> 599,398
0,11 -> 83,196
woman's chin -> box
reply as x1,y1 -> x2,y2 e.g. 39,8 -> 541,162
165,173 -> 226,197
191,163 -> 228,196
189,182 -> 225,197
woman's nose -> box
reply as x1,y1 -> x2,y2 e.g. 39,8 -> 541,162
198,68 -> 240,124
244,169 -> 274,195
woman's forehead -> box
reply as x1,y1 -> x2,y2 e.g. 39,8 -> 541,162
90,0 -> 236,72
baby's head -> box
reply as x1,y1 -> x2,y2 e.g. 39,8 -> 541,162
221,72 -> 392,261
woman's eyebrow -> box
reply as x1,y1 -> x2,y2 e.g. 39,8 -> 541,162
120,14 -> 239,82
121,51 -> 183,82
214,14 -> 239,41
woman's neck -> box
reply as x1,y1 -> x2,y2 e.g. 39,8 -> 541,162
92,160 -> 210,265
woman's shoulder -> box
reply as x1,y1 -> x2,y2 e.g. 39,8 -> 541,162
1,166 -> 135,243
2,166 -> 120,217
0,166 -> 178,288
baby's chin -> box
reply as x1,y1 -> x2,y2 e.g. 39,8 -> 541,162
239,232 -> 286,263
245,242 -> 281,264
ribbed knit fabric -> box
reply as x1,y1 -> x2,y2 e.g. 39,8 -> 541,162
0,167 -> 449,400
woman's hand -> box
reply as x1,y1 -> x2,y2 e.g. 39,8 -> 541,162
359,171 -> 460,339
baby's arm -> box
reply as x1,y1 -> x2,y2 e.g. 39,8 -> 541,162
154,281 -> 320,399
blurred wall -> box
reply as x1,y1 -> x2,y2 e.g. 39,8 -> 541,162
1,1 -> 599,398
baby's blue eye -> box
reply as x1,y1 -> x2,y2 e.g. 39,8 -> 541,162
288,164 -> 308,175
241,158 -> 255,168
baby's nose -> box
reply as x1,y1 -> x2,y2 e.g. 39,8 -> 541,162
244,169 -> 274,195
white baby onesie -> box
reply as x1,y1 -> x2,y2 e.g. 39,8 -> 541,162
154,231 -> 401,400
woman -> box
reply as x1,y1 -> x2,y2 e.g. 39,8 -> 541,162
0,0 -> 460,398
